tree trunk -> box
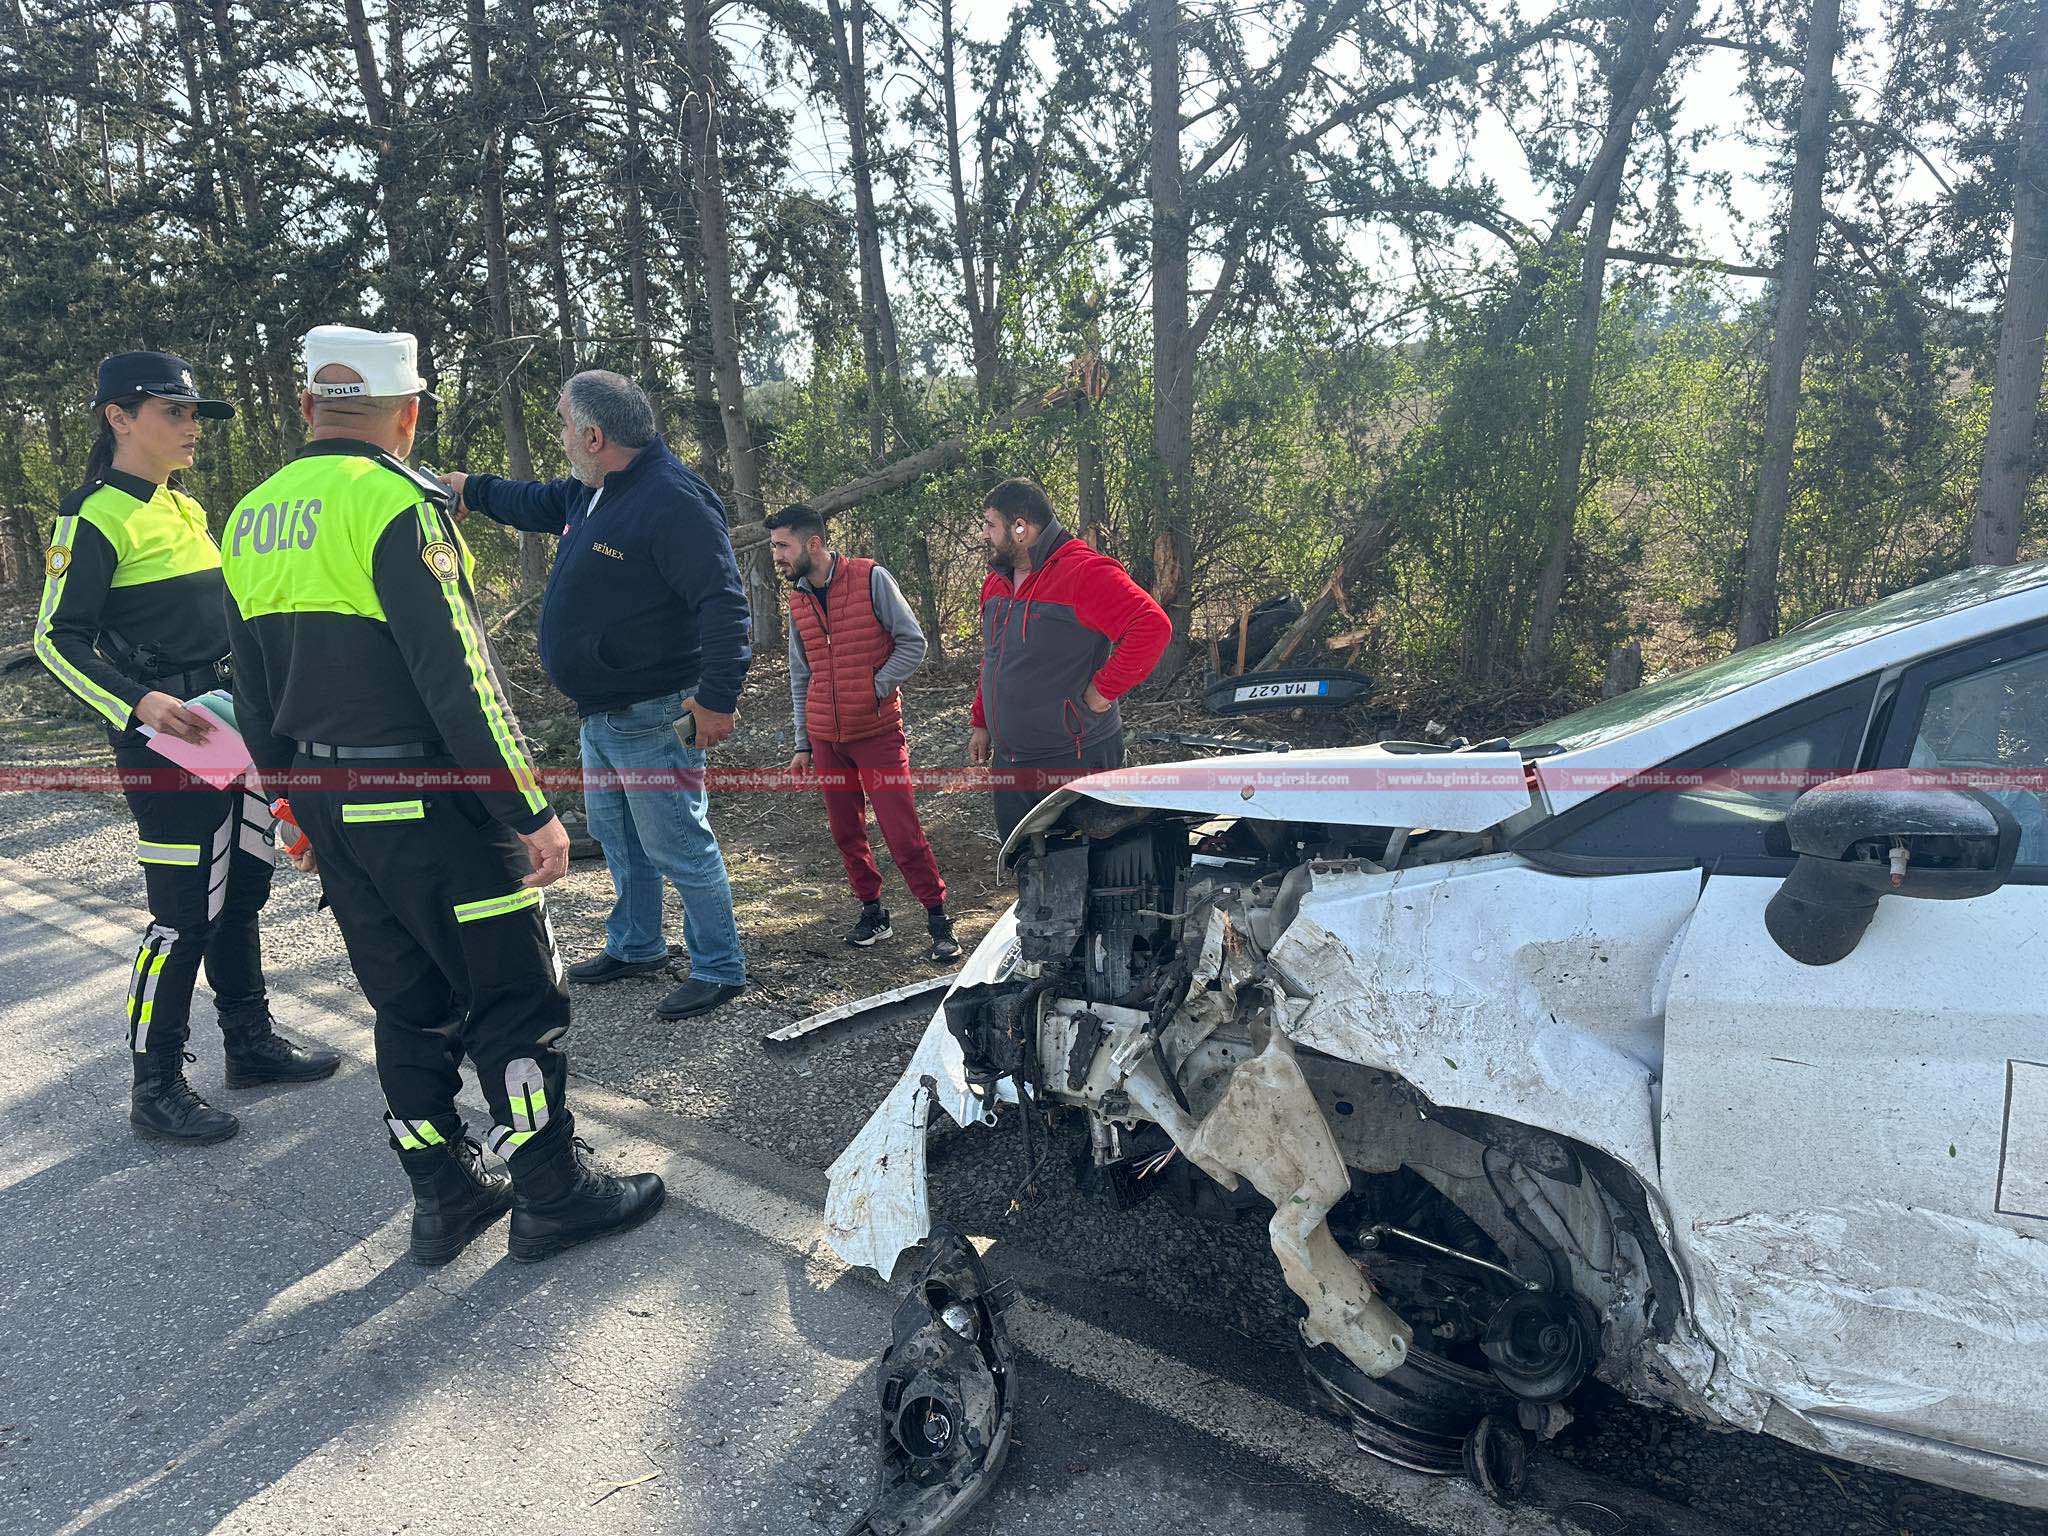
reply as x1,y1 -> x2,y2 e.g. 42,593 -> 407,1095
938,0 -> 998,412
901,535 -> 946,663
1076,299 -> 1109,539
1147,0 -> 1194,672
1971,2 -> 2048,567
45,407 -> 69,494
2,413 -> 38,595
616,18 -> 664,431
682,0 -> 778,648
1520,166 -> 1624,678
538,115 -> 579,383
470,0 -> 544,588
1736,0 -> 1841,649
1523,2 -> 1659,677
826,0 -> 900,461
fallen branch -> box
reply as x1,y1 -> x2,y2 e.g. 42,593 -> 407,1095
486,587 -> 544,637
730,380 -> 1088,552
1253,512 -> 1390,673
1607,246 -> 1777,280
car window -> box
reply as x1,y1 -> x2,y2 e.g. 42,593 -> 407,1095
1521,683 -> 1876,864
1512,563 -> 2048,757
1905,651 -> 2048,866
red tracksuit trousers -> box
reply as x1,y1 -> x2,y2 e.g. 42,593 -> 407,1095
811,726 -> 947,910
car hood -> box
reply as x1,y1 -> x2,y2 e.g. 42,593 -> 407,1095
997,744 -> 1532,869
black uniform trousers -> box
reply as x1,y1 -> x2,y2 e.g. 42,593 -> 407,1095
113,742 -> 276,1057
990,734 -> 1126,843
294,758 -> 570,1166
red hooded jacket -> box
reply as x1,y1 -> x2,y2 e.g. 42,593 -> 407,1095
971,522 -> 1170,760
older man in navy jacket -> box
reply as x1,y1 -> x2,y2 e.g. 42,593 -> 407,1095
443,371 -> 751,1020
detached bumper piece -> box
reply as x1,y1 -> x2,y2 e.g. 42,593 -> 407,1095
845,1227 -> 1018,1536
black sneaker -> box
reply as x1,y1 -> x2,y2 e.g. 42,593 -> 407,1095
846,902 -> 892,947
566,952 -> 670,985
926,910 -> 963,963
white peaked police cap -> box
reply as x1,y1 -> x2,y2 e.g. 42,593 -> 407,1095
302,325 -> 427,397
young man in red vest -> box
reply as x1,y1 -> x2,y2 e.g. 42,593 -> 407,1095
767,505 -> 962,963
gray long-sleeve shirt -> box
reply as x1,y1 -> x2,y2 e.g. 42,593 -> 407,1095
788,556 -> 927,752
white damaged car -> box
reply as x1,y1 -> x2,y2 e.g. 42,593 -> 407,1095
827,562 -> 2048,1510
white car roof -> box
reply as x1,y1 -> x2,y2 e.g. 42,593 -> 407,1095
1528,562 -> 2048,815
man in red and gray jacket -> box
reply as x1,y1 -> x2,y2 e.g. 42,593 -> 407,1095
969,478 -> 1172,840
768,505 -> 961,963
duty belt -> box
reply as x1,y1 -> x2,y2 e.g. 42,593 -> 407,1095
294,739 -> 443,760
141,657 -> 232,698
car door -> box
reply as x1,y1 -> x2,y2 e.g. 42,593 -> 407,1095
1661,624 -> 2048,1469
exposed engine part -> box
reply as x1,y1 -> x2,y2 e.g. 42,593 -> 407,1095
1463,1414 -> 1530,1502
1360,1223 -> 1544,1293
942,978 -> 1046,1101
1015,843 -> 1089,964
1302,1339 -> 1514,1475
1482,1291 -> 1601,1404
844,1227 -> 1017,1536
1083,824 -> 1186,1004
1073,1119 -> 1265,1221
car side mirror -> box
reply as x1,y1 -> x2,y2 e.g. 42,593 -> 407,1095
1765,771 -> 2018,965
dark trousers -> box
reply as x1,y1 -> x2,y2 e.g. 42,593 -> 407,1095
991,734 -> 1125,843
114,743 -> 275,1057
295,762 -> 571,1167
812,726 -> 947,910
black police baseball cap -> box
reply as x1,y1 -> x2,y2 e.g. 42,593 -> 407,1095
90,351 -> 235,420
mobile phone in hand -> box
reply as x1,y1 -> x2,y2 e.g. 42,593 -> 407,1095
672,710 -> 698,749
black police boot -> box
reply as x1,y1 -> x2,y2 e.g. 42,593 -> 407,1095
399,1137 -> 514,1266
507,1131 -> 665,1263
221,1008 -> 342,1088
131,1052 -> 239,1144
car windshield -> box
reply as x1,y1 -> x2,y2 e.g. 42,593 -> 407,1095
1513,562 -> 2048,757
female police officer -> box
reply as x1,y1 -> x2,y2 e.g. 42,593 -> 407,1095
34,351 -> 339,1144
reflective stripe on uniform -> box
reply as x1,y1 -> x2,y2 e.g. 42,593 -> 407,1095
136,840 -> 202,866
128,923 -> 176,1048
206,810 -> 232,922
485,1125 -> 532,1159
452,888 -> 543,924
239,787 -> 277,861
416,504 -> 547,818
505,1058 -> 550,1133
34,514 -> 133,729
341,799 -> 426,824
384,1112 -> 447,1151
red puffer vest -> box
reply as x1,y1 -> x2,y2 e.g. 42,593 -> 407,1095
789,556 -> 903,744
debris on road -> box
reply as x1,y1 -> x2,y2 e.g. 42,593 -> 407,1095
763,974 -> 959,1051
843,1226 -> 1016,1536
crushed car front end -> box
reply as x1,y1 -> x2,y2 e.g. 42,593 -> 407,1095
827,746 -> 1746,1470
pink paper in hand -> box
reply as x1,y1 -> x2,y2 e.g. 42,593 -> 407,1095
141,691 -> 254,790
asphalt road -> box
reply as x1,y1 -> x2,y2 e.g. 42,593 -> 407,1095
0,855 -> 1752,1536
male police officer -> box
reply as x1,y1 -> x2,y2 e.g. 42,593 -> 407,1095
220,325 -> 662,1265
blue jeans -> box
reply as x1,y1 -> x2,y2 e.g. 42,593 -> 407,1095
579,691 -> 747,986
